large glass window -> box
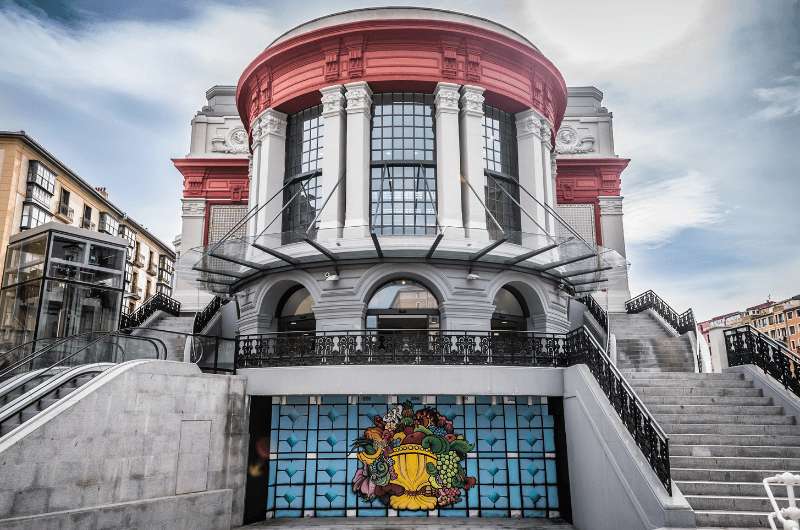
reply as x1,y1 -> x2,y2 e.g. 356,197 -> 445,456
99,212 -> 118,235
370,93 -> 437,235
37,280 -> 121,338
27,161 -> 56,194
20,203 -> 52,230
491,286 -> 528,331
2,235 -> 46,287
277,286 -> 315,332
282,105 -> 323,244
483,105 -> 521,242
366,279 -> 439,330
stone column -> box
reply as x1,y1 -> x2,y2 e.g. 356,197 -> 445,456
318,85 -> 347,238
598,195 -> 631,311
515,109 -> 548,243
459,85 -> 488,237
246,153 -> 257,238
174,198 -> 212,311
434,82 -> 463,231
343,81 -> 372,238
540,122 -> 556,236
250,108 -> 287,241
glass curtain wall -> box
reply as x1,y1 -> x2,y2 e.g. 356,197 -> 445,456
282,105 -> 324,244
483,105 -> 521,243
370,93 -> 437,235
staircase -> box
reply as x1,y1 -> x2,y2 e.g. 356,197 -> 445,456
132,313 -> 195,361
627,370 -> 799,529
611,312 -> 695,372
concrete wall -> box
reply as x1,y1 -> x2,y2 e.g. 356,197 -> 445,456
0,360 -> 249,530
563,365 -> 695,530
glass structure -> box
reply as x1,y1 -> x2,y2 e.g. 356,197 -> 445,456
491,287 -> 528,331
483,105 -> 521,243
277,286 -> 315,332
365,279 -> 439,330
370,93 -> 437,235
265,395 -> 562,518
0,227 -> 125,350
283,105 -> 324,244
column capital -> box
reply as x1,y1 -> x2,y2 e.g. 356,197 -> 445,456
344,81 -> 372,115
320,84 -> 346,117
515,108 -> 547,140
598,195 -> 624,215
251,108 -> 287,146
434,82 -> 461,115
460,85 -> 485,117
181,198 -> 205,218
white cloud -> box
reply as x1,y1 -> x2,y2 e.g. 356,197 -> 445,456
624,170 -> 723,247
753,75 -> 800,120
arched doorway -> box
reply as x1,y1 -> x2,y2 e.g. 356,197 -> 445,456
366,279 -> 439,331
491,286 -> 529,331
276,285 -> 315,332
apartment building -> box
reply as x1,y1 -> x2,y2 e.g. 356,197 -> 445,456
0,131 -> 175,313
699,296 -> 800,353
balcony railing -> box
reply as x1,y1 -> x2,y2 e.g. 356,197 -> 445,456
194,295 -> 229,333
56,202 -> 74,222
147,262 -> 158,276
80,218 -> 95,230
133,253 -> 145,267
578,294 -> 608,331
235,326 -> 672,494
725,325 -> 800,398
119,292 -> 181,329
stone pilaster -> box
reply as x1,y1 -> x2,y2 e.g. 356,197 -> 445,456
598,195 -> 631,311
434,82 -> 463,230
515,109 -> 548,240
459,85 -> 487,236
250,108 -> 287,239
318,85 -> 347,237
343,81 -> 372,237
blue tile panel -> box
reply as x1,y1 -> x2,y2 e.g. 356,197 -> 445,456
266,395 -> 560,518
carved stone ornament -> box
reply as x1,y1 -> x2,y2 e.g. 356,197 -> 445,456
345,84 -> 372,113
321,88 -> 345,115
555,124 -> 595,154
181,199 -> 206,217
252,110 -> 287,142
516,112 -> 544,139
460,89 -> 485,115
212,127 -> 249,154
434,85 -> 460,113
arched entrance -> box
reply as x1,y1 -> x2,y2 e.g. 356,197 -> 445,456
365,279 -> 439,331
491,286 -> 529,331
276,285 -> 315,332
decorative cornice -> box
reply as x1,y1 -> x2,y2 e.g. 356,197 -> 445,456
320,85 -> 346,116
181,198 -> 206,218
344,81 -> 372,115
460,85 -> 485,117
434,82 -> 461,114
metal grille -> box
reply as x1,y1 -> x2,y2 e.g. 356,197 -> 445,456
208,204 -> 248,244
555,204 -> 595,246
265,395 -> 561,518
483,106 -> 520,242
283,105 -> 324,244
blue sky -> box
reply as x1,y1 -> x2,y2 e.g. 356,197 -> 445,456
1,0 -> 798,319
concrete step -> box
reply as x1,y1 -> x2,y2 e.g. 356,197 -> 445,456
655,414 -> 794,425
631,379 -> 753,388
672,467 -> 796,483
686,494 -> 780,513
649,405 -> 784,416
672,455 -> 800,470
663,423 -> 800,435
694,509 -> 770,528
619,367 -> 693,372
669,433 -> 800,446
671,444 -> 800,458
636,386 -> 763,397
676,481 -> 767,497
642,396 -> 773,406
623,372 -> 743,380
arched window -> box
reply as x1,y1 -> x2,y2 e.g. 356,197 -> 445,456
276,286 -> 315,332
491,286 -> 528,331
282,105 -> 324,244
370,93 -> 437,235
483,105 -> 521,243
366,279 -> 439,330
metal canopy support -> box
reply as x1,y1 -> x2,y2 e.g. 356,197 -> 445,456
570,277 -> 609,287
370,231 -> 384,259
468,237 -> 507,274
538,252 -> 597,272
558,265 -> 614,278
504,242 -> 560,266
207,250 -> 268,271
425,233 -> 444,260
191,265 -> 247,279
303,237 -> 339,274
251,242 -> 300,266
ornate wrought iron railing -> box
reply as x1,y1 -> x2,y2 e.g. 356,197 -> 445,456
725,325 -> 800,397
119,292 -> 181,329
578,294 -> 608,331
235,326 -> 672,494
193,295 -> 229,333
625,290 -> 695,335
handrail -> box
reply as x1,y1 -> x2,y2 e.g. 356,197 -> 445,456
234,326 -> 672,494
578,294 -> 608,332
725,325 -> 800,397
193,296 -> 230,333
120,292 -> 181,330
625,290 -> 696,335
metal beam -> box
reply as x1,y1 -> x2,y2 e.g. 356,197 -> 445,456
191,265 -> 246,279
570,277 -> 610,287
207,250 -> 268,271
504,243 -> 559,265
469,238 -> 507,262
304,237 -> 339,265
252,242 -> 300,266
537,252 -> 597,271
558,265 -> 614,278
425,233 -> 444,260
370,232 -> 384,259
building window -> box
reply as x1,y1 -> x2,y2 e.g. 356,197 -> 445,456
366,278 -> 439,330
790,325 -> 796,335
788,310 -> 794,320
370,93 -> 437,235
20,203 -> 52,230
276,285 -> 315,332
27,160 -> 56,194
118,224 -> 136,249
57,188 -> 73,222
157,255 -> 174,297
98,212 -> 118,235
483,105 -> 521,243
81,205 -> 93,229
282,105 -> 323,244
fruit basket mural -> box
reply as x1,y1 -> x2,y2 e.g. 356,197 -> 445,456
351,401 -> 477,510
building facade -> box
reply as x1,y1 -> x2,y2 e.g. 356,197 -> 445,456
0,132 -> 176,314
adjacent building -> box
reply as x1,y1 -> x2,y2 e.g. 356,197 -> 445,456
0,131 -> 176,314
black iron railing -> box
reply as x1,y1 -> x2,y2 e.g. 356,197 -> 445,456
120,292 -> 181,329
725,325 -> 800,397
625,290 -> 695,335
578,294 -> 608,331
235,327 -> 672,494
193,296 -> 229,333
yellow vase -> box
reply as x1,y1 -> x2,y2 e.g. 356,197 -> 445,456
388,444 -> 438,510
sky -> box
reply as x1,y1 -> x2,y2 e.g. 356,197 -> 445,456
0,0 -> 798,319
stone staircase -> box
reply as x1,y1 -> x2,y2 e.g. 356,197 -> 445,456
132,313 -> 195,361
611,312 -> 695,372
627,370 -> 799,529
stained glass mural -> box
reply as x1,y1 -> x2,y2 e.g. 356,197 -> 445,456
264,395 -> 563,518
